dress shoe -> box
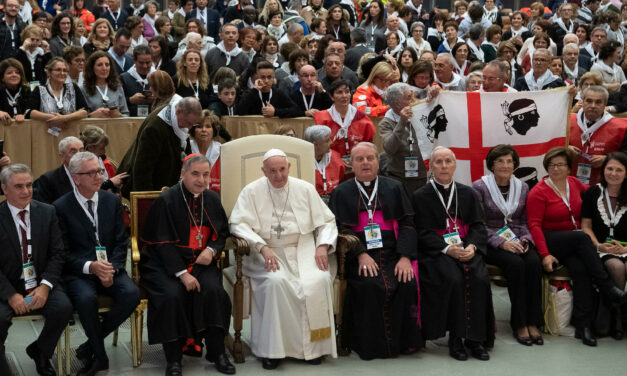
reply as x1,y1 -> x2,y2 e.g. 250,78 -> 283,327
464,340 -> 490,361
605,286 -> 627,304
305,357 -> 322,365
575,327 -> 597,347
513,333 -> 532,347
531,335 -> 544,345
26,342 -> 55,376
448,337 -> 467,361
612,329 -> 624,340
77,357 -> 109,376
261,358 -> 280,370
206,353 -> 236,374
165,361 -> 183,376
75,341 -> 93,361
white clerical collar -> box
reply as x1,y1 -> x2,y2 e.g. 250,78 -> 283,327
433,178 -> 453,189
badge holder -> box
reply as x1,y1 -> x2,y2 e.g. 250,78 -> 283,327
497,226 -> 520,242
576,163 -> 591,185
443,232 -> 462,245
29,81 -> 40,91
24,259 -> 37,304
365,224 -> 383,250
405,156 -> 419,178
137,105 -> 150,117
96,246 -> 108,261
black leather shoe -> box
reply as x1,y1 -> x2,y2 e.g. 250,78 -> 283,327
165,361 -> 182,376
206,353 -> 236,374
305,357 -> 322,365
77,357 -> 109,376
75,342 -> 93,361
26,342 -> 55,376
575,327 -> 597,347
531,335 -> 544,345
514,333 -> 532,347
261,358 -> 280,370
606,286 -> 627,304
465,340 -> 489,361
448,337 -> 467,361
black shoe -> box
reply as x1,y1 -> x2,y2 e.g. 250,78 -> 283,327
514,333 -> 532,347
612,329 -> 624,340
305,357 -> 322,365
165,361 -> 182,376
261,358 -> 280,370
575,327 -> 597,347
75,341 -> 93,361
464,340 -> 489,361
206,353 -> 236,374
605,286 -> 627,305
26,342 -> 55,376
77,357 -> 109,376
531,335 -> 544,346
448,337 -> 467,361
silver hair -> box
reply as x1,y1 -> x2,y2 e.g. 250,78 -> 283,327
485,60 -> 509,78
186,32 -> 201,41
562,33 -> 578,45
145,0 -> 159,10
0,164 -> 32,186
58,136 -> 82,153
175,96 -> 202,113
563,43 -> 579,53
350,142 -> 379,160
287,23 -> 303,35
582,85 -> 609,103
432,146 -> 456,160
591,26 -> 607,36
182,154 -> 210,170
385,82 -> 412,106
303,125 -> 331,143
410,21 -> 425,33
437,52 -> 456,67
533,48 -> 552,58
68,151 -> 99,175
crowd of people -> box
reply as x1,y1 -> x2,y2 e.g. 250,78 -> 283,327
2,1 -> 627,376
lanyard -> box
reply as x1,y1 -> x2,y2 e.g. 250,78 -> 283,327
604,187 -> 620,237
189,80 -> 199,99
16,212 -> 32,260
301,89 -> 315,110
47,83 -> 64,110
228,106 -> 234,116
96,85 -> 109,102
5,88 -> 20,115
110,9 -> 120,24
333,25 -> 340,39
356,177 -> 379,225
315,157 -> 329,193
546,178 -> 578,229
258,89 -> 272,107
430,179 -> 458,232
407,130 -> 414,153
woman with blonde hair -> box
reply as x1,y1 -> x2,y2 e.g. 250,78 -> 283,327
188,110 -> 223,194
174,49 -> 212,108
258,0 -> 284,26
352,60 -> 398,117
527,2 -> 545,30
83,18 -> 115,57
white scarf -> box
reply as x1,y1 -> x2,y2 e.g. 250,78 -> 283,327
216,41 -> 241,65
158,96 -> 189,148
385,29 -> 406,44
127,65 -> 155,87
133,4 -> 145,16
190,139 -> 221,167
482,174 -> 522,224
563,62 -> 578,82
483,6 -> 498,23
407,1 -> 422,14
593,60 -> 621,81
583,43 -> 598,62
383,108 -> 401,122
524,69 -> 557,91
510,26 -> 528,38
385,43 -> 403,57
435,72 -> 462,90
555,17 -> 573,34
329,104 -> 357,141
314,150 -> 332,183
441,37 -> 463,52
406,37 -> 427,56
576,108 -> 614,147
372,85 -> 385,96
452,59 -> 468,77
264,52 -> 279,67
427,27 -> 445,42
142,13 -> 156,31
23,47 -> 44,70
467,39 -> 484,62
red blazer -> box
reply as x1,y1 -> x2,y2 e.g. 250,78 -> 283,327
526,176 -> 588,258
315,150 -> 345,196
209,157 -> 220,195
352,85 -> 389,117
312,109 -> 376,157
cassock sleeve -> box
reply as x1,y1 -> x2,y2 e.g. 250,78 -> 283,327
229,185 -> 268,253
131,123 -> 165,192
205,192 -> 230,253
328,184 -> 367,261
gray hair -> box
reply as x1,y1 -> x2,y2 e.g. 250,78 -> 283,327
563,43 -> 579,54
176,96 -> 202,113
350,142 -> 379,160
303,125 -> 331,143
410,21 -> 425,33
533,48 -> 552,58
432,146 -> 456,160
0,164 -> 32,186
385,82 -> 412,106
582,85 -> 609,103
591,26 -> 607,37
437,52 -> 456,67
145,0 -> 159,10
68,151 -> 99,175
58,136 -> 83,153
469,24 -> 484,40
287,23 -> 303,35
186,32 -> 201,42
485,60 -> 508,78
182,154 -> 210,170
350,27 -> 367,44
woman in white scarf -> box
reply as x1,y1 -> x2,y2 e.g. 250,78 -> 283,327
142,1 -> 159,41
406,21 -> 431,58
16,25 -> 49,85
590,40 -> 626,93
188,110 -> 223,194
127,16 -> 149,56
383,31 -> 403,59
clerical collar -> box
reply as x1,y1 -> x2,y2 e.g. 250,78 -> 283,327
180,182 -> 201,198
433,178 -> 452,189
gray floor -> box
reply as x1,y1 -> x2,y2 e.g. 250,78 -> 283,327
6,284 -> 627,376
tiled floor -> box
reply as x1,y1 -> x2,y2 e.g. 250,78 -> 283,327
6,284 -> 627,376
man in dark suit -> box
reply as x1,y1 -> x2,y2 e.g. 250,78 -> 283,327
33,136 -> 84,204
54,152 -> 139,376
108,28 -> 134,75
120,45 -> 153,117
101,0 -> 129,31
345,28 -> 371,73
186,0 -> 221,42
223,0 -> 251,23
0,164 -> 73,376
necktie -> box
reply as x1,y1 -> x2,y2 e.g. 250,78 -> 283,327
200,9 -> 206,28
18,210 -> 28,263
87,199 -> 95,218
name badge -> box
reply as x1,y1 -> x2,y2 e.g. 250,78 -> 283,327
137,105 -> 149,117
580,152 -> 591,161
364,224 -> 383,250
23,262 -> 38,290
497,226 -> 520,242
405,156 -> 419,178
47,126 -> 61,137
576,163 -> 592,185
443,232 -> 462,245
29,81 -> 40,91
96,246 -> 108,261
342,155 -> 353,174
321,194 -> 330,205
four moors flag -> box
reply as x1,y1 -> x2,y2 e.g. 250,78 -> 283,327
410,88 -> 571,186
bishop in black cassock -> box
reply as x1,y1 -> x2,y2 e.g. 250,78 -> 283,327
139,155 -> 234,376
329,143 -> 422,360
412,147 -> 495,361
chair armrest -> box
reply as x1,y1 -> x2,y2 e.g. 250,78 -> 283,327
231,235 -> 250,257
131,236 -> 141,284
336,234 -> 359,280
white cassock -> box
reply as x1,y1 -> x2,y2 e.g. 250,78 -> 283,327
229,176 -> 338,360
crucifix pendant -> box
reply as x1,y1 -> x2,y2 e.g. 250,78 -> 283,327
273,223 -> 284,239
196,232 -> 203,248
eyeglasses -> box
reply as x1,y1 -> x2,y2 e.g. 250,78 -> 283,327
52,68 -> 69,73
534,58 -> 549,63
76,168 -> 105,177
547,163 -> 568,169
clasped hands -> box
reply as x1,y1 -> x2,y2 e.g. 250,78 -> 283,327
598,240 -> 627,255
90,260 -> 115,287
358,253 -> 414,282
447,244 -> 475,262
501,240 -> 529,254
8,284 -> 51,314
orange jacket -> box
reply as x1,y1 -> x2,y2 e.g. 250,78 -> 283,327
352,85 -> 389,117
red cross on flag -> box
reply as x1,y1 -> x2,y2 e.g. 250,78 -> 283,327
411,88 -> 571,186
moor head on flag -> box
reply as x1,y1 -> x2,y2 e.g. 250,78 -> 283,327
420,104 -> 448,142
501,98 -> 540,136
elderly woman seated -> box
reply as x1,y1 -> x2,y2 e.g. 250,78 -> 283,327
303,125 -> 345,202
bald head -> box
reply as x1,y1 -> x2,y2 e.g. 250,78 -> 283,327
299,64 -> 318,91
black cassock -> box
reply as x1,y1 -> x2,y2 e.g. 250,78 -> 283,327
140,182 -> 231,345
329,176 -> 423,360
413,181 -> 495,345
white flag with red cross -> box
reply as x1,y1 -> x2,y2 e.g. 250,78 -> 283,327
410,88 -> 571,186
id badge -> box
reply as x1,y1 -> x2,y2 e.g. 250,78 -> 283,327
443,232 -> 462,245
576,163 -> 592,185
364,224 -> 383,250
47,126 -> 61,137
497,226 -> 520,242
137,105 -> 149,117
342,155 -> 353,174
29,81 -> 40,91
405,156 -> 419,178
321,194 -> 330,205
580,152 -> 591,160
23,262 -> 38,290
95,246 -> 108,261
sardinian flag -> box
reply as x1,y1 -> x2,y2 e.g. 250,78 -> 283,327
409,88 -> 571,186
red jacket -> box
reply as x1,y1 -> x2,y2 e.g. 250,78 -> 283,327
209,157 -> 220,195
569,114 -> 627,186
352,85 -> 389,117
315,150 -> 345,196
526,176 -> 588,258
313,108 -> 376,156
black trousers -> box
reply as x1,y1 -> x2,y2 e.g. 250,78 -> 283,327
0,286 -> 73,370
545,231 -> 614,328
486,244 -> 543,331
65,271 -> 140,360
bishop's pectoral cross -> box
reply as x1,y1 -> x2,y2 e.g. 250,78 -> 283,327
272,223 -> 284,239
196,232 -> 203,248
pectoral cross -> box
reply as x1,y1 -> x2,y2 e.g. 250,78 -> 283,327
272,223 -> 284,239
196,232 -> 203,248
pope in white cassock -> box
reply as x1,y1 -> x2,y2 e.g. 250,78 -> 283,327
229,149 -> 338,370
